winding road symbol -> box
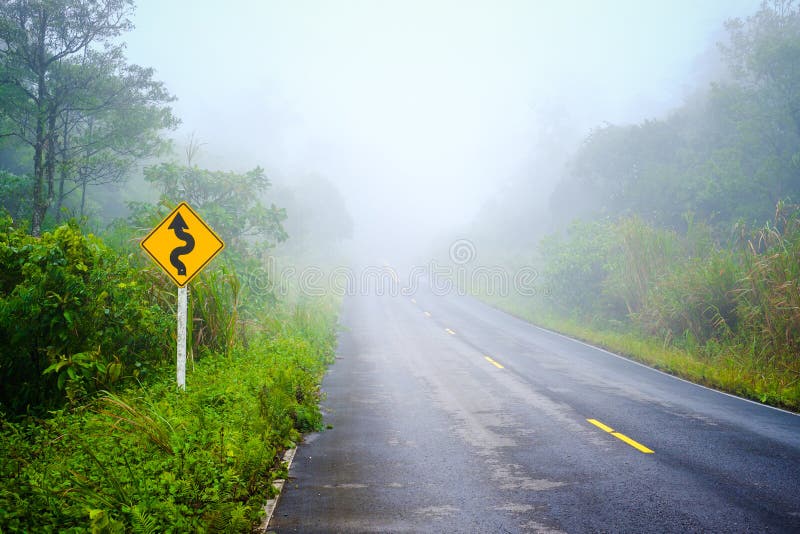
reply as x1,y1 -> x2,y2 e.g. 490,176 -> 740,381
168,212 -> 195,276
139,202 -> 224,287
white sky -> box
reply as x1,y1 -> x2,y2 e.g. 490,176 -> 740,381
124,0 -> 759,252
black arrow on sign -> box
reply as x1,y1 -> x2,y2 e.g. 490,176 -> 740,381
168,212 -> 195,276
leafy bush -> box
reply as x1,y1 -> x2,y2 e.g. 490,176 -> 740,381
0,299 -> 337,532
0,218 -> 172,415
191,265 -> 244,357
540,219 -> 616,317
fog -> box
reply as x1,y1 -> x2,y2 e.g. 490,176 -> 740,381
124,0 -> 759,261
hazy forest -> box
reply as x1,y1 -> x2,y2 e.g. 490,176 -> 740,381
474,0 -> 800,410
0,0 -> 798,531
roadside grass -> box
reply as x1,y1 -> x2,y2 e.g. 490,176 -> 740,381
0,298 -> 338,532
478,292 -> 800,412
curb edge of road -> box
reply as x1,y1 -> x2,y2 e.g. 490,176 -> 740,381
257,446 -> 297,533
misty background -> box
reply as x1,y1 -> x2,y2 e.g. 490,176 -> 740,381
121,0 -> 759,261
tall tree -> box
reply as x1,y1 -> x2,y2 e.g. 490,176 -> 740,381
0,0 -> 177,235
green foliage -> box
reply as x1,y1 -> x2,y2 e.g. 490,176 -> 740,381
0,219 -> 172,415
604,217 -> 683,317
0,299 -> 338,532
734,201 -> 800,364
523,1 -> 800,410
0,0 -> 177,236
132,163 -> 288,261
0,4 -> 332,532
0,170 -> 30,222
639,247 -> 740,345
550,1 -> 800,231
535,202 -> 800,408
539,219 -> 614,316
191,265 -> 245,357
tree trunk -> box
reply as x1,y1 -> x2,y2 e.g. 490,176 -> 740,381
31,105 -> 48,236
31,125 -> 45,237
54,113 -> 69,223
30,10 -> 48,237
80,176 -> 87,218
43,111 -> 57,225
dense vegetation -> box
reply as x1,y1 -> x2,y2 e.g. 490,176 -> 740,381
0,166 -> 338,531
476,1 -> 800,409
0,1 -> 341,531
0,301 -> 336,531
0,219 -> 172,414
0,180 -> 338,533
512,204 -> 799,408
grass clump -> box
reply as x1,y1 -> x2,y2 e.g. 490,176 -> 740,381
0,300 -> 337,532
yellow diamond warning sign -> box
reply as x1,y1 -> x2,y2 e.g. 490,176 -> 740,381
140,202 -> 225,287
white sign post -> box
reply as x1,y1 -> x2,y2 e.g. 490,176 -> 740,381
176,285 -> 188,390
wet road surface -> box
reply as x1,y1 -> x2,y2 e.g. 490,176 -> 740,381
270,290 -> 800,533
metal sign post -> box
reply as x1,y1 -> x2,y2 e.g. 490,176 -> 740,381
140,202 -> 225,390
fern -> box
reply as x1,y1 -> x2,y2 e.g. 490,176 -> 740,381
130,505 -> 158,534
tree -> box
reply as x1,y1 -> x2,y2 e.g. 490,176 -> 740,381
716,0 -> 800,207
0,0 -> 177,235
50,48 -> 177,221
549,1 -> 800,231
133,163 -> 289,259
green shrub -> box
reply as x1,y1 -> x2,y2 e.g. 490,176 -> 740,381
0,219 -> 172,415
0,304 -> 337,532
603,216 -> 682,316
191,265 -> 244,357
540,219 -> 616,317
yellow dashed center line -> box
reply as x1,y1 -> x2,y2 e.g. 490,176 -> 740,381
445,328 -> 456,335
423,311 -> 431,317
484,356 -> 504,369
587,418 -> 654,454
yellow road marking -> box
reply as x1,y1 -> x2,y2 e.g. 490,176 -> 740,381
611,432 -> 654,454
411,298 -> 417,304
445,328 -> 456,335
586,419 -> 654,454
587,418 -> 614,433
423,311 -> 431,317
484,356 -> 504,369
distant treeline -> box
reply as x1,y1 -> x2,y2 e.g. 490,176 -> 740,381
551,0 -> 800,233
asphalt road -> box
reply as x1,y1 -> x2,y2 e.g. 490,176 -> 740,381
270,288 -> 800,533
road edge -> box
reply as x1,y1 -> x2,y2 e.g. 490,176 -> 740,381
471,295 -> 799,417
256,446 -> 297,533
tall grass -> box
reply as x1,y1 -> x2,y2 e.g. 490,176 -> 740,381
492,201 -> 800,409
191,265 -> 244,356
735,202 -> 800,374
